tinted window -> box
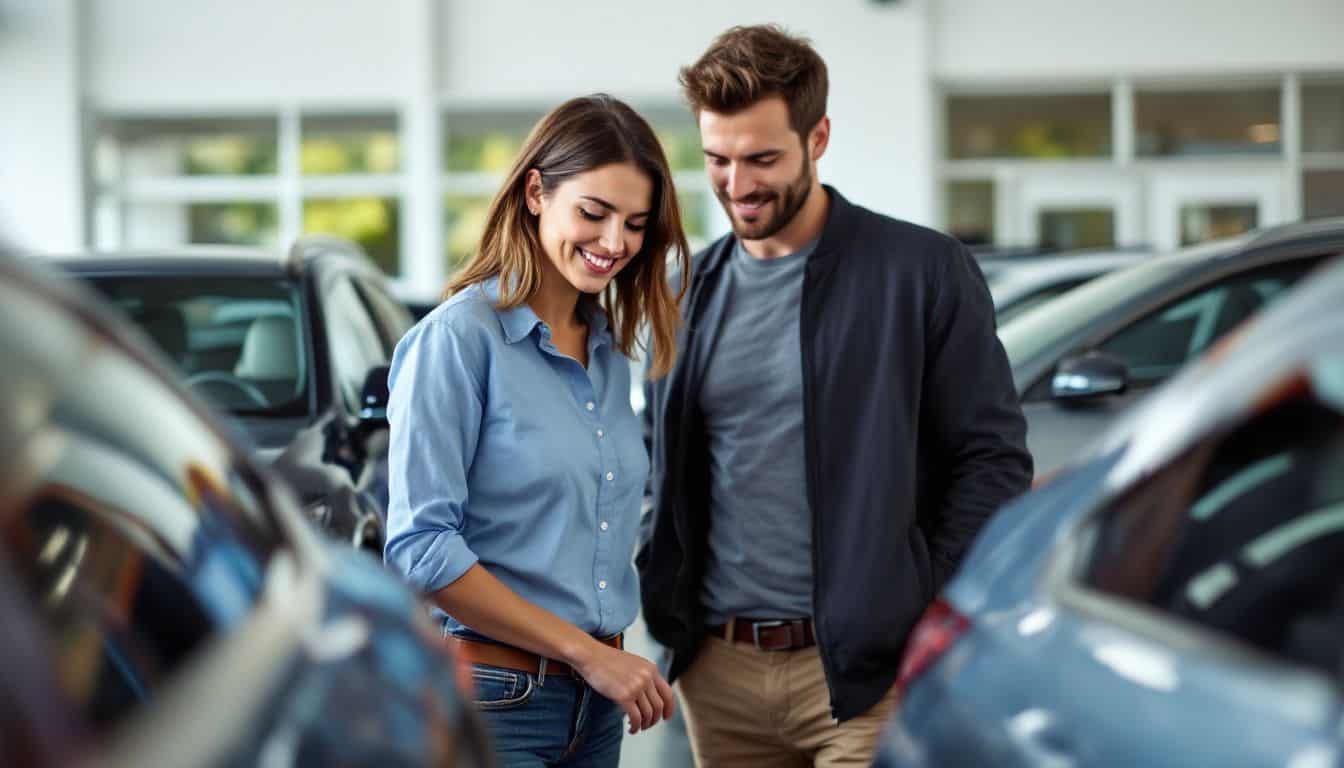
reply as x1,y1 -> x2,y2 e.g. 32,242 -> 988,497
1078,356 -> 1344,674
86,276 -> 309,415
0,281 -> 281,731
353,277 -> 414,354
1096,261 -> 1317,385
324,276 -> 388,414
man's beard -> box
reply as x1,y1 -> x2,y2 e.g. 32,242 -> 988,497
717,150 -> 813,241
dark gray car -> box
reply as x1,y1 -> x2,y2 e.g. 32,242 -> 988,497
56,237 -> 410,554
1000,218 -> 1344,476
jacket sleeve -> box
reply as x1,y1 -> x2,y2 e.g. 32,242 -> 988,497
921,243 -> 1033,588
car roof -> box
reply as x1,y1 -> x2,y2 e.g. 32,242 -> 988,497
43,235 -> 376,279
990,250 -> 1153,304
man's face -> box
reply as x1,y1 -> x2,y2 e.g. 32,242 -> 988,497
699,97 -> 815,241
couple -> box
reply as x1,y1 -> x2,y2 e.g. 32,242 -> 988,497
385,24 -> 1031,768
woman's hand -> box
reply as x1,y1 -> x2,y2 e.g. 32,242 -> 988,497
572,641 -> 676,734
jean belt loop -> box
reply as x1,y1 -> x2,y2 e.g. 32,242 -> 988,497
536,656 -> 548,687
725,617 -> 736,644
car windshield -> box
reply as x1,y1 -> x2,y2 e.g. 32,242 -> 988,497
997,259 -> 1184,367
86,276 -> 309,417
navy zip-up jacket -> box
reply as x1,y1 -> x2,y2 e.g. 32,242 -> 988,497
637,187 -> 1032,721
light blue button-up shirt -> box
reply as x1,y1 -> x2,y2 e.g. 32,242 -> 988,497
384,278 -> 647,638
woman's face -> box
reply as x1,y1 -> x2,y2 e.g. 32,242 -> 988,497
528,162 -> 652,296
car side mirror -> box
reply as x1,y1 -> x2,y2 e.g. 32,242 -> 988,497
359,365 -> 391,425
1051,352 -> 1129,403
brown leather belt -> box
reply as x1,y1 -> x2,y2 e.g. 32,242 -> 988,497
708,618 -> 815,651
447,633 -> 623,679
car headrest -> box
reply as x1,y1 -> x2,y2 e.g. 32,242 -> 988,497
234,315 -> 299,380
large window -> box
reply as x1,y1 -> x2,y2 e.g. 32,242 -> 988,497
947,93 -> 1111,160
1136,87 -> 1281,157
942,75 -> 1341,250
94,112 -> 405,275
441,106 -> 717,275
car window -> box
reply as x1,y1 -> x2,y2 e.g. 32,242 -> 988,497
1095,261 -> 1319,385
1077,357 -> 1344,675
0,281 -> 283,733
85,276 -> 309,415
353,276 -> 414,355
324,275 -> 388,414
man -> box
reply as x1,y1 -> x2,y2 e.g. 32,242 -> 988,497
638,24 -> 1032,766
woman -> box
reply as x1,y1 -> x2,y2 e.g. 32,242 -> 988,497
384,94 -> 689,767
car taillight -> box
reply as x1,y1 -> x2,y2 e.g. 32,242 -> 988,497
894,598 -> 969,698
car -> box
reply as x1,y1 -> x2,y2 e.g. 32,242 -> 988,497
1000,218 -> 1344,476
987,250 -> 1151,325
877,254 -> 1344,768
0,252 -> 492,766
56,237 -> 412,553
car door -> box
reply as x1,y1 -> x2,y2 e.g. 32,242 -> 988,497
1024,256 -> 1327,475
319,272 -> 396,518
1041,366 -> 1344,766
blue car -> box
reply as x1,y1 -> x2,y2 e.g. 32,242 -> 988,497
879,255 -> 1344,767
0,253 -> 492,767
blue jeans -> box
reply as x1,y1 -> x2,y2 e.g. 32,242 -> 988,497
471,662 -> 623,768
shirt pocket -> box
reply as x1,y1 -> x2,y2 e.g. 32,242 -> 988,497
470,664 -> 536,711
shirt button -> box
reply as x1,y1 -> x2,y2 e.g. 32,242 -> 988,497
585,401 -> 595,411
606,472 -> 615,481
600,521 -> 609,531
598,580 -> 608,590
596,428 -> 604,439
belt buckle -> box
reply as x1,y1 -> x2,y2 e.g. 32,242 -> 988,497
751,620 -> 790,651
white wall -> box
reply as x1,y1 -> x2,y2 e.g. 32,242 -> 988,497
88,0 -> 416,108
439,0 -> 936,225
934,0 -> 1344,83
0,0 -> 85,252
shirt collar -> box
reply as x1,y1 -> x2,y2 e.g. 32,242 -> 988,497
483,276 -> 612,350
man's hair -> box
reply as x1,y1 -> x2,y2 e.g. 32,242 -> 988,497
679,24 -> 828,138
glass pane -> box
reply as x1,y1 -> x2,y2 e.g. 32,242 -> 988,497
99,116 -> 278,179
1302,81 -> 1344,154
1304,171 -> 1344,220
678,189 -> 709,244
85,277 -> 309,416
658,127 -> 705,172
1136,88 -> 1281,157
124,202 -> 279,248
946,94 -> 1111,159
1038,209 -> 1114,251
443,110 -> 545,173
325,277 -> 390,414
946,181 -> 995,245
300,113 -> 400,175
444,194 -> 493,273
303,197 -> 401,276
1180,204 -> 1258,246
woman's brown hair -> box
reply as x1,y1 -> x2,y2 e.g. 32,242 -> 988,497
446,94 -> 690,378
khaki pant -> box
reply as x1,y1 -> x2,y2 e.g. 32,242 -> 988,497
677,634 -> 897,767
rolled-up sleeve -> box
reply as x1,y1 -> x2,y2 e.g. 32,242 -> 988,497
383,317 -> 484,593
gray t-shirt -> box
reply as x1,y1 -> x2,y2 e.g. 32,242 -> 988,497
699,238 -> 817,624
